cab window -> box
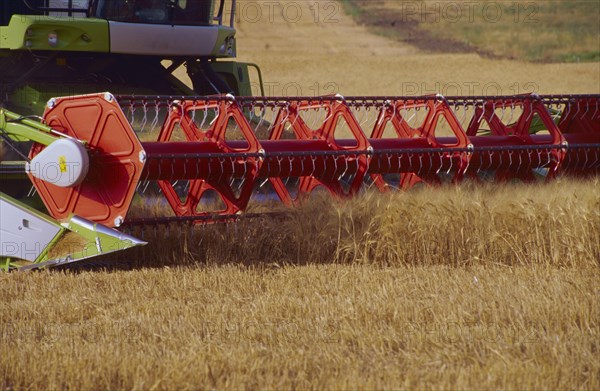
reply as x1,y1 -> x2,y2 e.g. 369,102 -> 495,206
95,0 -> 214,26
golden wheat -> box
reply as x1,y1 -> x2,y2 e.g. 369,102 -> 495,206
2,179 -> 598,390
116,178 -> 600,270
1,267 -> 598,389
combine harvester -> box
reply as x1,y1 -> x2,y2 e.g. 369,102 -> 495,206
1,1 -> 599,270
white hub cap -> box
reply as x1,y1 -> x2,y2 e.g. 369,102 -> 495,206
26,139 -> 89,187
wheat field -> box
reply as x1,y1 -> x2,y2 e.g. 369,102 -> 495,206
2,0 -> 600,390
1,180 -> 599,390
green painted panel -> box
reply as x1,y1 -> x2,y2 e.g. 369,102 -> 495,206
1,16 -> 108,52
211,26 -> 236,58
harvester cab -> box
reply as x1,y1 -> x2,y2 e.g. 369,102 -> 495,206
0,0 -> 261,114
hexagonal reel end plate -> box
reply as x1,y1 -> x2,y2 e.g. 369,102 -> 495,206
29,93 -> 145,227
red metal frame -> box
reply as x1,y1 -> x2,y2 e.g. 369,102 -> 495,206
29,93 -> 145,227
155,98 -> 263,218
267,97 -> 372,205
30,94 -> 600,227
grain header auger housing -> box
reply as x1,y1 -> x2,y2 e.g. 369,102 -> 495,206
1,92 -> 599,270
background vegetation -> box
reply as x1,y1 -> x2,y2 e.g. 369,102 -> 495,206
342,0 -> 600,62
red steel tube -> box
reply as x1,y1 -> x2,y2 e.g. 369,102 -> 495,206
141,133 -> 600,181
